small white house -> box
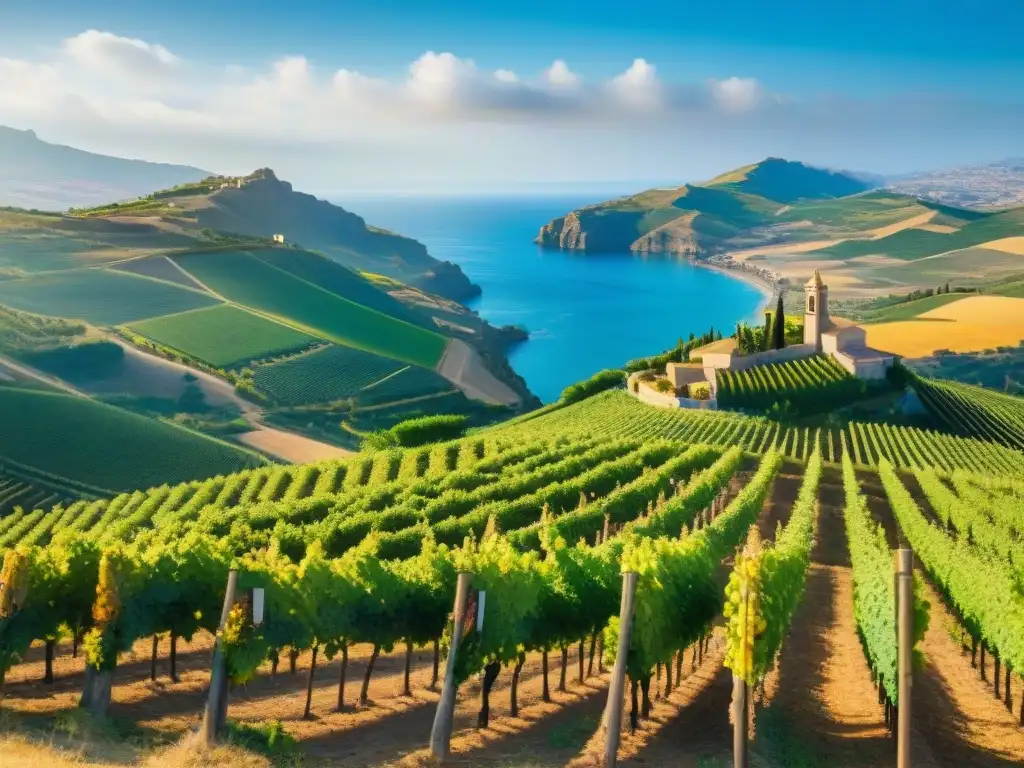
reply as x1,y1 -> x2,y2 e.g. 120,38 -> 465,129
272,234 -> 285,244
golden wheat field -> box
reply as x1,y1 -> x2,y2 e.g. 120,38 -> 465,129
976,236 -> 1024,255
865,295 -> 1024,356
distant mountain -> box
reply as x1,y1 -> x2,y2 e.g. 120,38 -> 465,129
701,157 -> 872,203
0,126 -> 209,210
536,158 -> 875,255
885,158 -> 1024,209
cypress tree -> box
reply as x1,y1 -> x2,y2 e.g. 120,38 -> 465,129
773,294 -> 786,349
763,311 -> 773,351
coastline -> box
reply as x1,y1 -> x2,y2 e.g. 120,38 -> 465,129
694,259 -> 776,312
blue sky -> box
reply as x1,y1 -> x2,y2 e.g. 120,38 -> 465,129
1,1 -> 1022,192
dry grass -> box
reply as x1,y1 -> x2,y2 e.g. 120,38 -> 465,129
726,239 -> 846,260
915,223 -> 959,234
234,428 -> 354,463
0,730 -> 275,768
918,295 -> 1024,323
869,210 -> 937,238
141,734 -> 274,768
865,319 -> 1024,357
976,236 -> 1024,255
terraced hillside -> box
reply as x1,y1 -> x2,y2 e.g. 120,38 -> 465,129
911,375 -> 1024,450
1,384 -> 1022,768
0,173 -> 532,423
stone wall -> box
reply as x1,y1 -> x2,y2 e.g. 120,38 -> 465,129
627,372 -> 718,410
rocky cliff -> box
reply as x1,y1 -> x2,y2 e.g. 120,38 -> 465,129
196,170 -> 480,301
536,158 -> 873,256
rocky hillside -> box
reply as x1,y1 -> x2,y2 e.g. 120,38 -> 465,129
536,158 -> 873,256
0,126 -> 207,211
75,168 -> 480,301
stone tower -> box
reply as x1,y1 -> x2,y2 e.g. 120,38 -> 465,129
803,270 -> 828,351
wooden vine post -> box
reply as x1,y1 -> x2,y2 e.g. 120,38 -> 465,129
430,571 -> 473,761
200,569 -> 269,748
732,575 -> 750,768
895,549 -> 913,768
602,570 -> 638,768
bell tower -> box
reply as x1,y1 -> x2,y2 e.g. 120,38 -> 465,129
804,270 -> 828,351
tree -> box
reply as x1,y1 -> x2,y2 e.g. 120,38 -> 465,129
773,295 -> 786,350
762,312 -> 773,352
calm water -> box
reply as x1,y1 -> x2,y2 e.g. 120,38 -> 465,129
336,195 -> 768,403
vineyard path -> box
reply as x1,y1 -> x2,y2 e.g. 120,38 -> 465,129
860,471 -> 1024,768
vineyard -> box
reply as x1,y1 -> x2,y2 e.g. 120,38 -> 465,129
0,469 -> 65,517
716,354 -> 867,413
127,305 -> 319,369
911,374 -> 1024,451
498,389 -> 1024,475
252,344 -> 408,405
172,250 -> 449,369
0,387 -> 265,493
248,248 -> 429,329
1,387 -> 1023,766
0,269 -> 220,326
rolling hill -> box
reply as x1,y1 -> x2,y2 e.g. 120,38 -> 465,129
0,125 -> 208,211
71,167 -> 480,301
537,157 -> 1024,305
535,158 -> 874,255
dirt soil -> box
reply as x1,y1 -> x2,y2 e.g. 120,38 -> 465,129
4,467 -> 1023,767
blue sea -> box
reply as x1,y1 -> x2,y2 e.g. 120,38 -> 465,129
336,194 -> 768,403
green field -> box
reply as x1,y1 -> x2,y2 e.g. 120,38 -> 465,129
0,270 -> 220,325
173,250 -> 448,368
358,364 -> 454,404
815,206 -> 1024,261
775,191 -> 926,230
0,226 -> 198,274
252,344 -> 406,404
0,387 -> 264,493
250,249 -> 430,329
128,305 -> 319,369
859,293 -> 967,322
864,247 -> 1024,287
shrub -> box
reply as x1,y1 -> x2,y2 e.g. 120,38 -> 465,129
561,369 -> 626,404
653,378 -> 675,394
386,414 -> 469,447
690,381 -> 711,400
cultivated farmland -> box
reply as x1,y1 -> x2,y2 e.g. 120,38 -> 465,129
249,248 -> 429,328
911,375 -> 1024,450
865,296 -> 1024,357
0,270 -> 220,325
173,250 -> 448,368
358,363 -> 455,404
0,387 -> 265,493
252,343 -> 405,404
128,305 -> 318,369
815,205 -> 1024,260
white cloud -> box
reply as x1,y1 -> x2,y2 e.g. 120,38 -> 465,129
709,77 -> 762,113
62,30 -> 179,79
0,29 -> 779,148
544,60 -> 580,89
609,59 -> 661,110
